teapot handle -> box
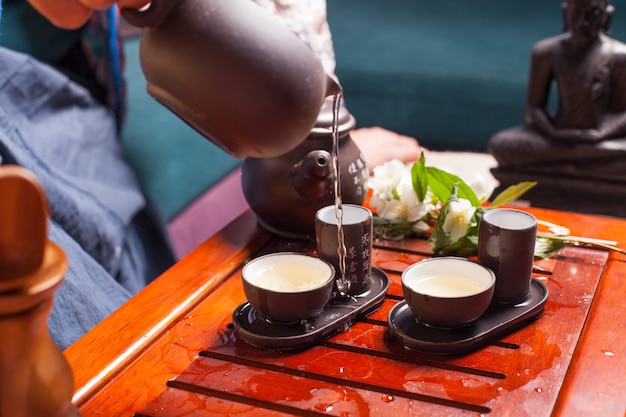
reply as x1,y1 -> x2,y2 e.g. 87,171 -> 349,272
121,0 -> 186,28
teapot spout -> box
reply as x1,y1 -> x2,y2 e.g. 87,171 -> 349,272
326,73 -> 343,98
290,150 -> 333,200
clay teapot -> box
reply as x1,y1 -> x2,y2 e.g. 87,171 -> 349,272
122,0 -> 341,159
241,99 -> 369,239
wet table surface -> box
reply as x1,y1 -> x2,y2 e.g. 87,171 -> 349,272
64,207 -> 626,417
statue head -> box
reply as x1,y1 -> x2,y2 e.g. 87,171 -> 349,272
562,0 -> 615,38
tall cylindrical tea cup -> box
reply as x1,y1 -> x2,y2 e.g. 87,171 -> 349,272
478,208 -> 537,305
315,204 -> 373,295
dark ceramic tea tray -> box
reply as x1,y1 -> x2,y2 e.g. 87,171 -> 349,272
388,278 -> 549,355
233,267 -> 390,351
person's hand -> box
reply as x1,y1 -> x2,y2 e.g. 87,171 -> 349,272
27,0 -> 150,29
351,126 -> 425,171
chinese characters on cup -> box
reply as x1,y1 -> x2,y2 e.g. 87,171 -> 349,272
315,204 -> 373,295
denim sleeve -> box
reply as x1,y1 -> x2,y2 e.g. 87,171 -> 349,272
47,221 -> 133,350
0,46 -> 175,349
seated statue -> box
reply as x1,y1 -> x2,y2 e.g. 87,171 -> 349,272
489,0 -> 626,183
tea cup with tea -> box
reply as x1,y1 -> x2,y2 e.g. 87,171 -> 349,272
401,257 -> 496,328
241,252 -> 335,323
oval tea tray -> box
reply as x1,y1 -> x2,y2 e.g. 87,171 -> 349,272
233,267 -> 389,351
388,278 -> 549,355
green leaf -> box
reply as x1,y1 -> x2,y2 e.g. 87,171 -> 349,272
372,216 -> 428,240
490,181 -> 537,207
428,187 -> 483,256
534,236 -> 566,259
439,236 -> 479,256
466,206 -> 484,241
439,206 -> 482,256
411,152 -> 428,202
425,167 -> 480,206
427,186 -> 457,252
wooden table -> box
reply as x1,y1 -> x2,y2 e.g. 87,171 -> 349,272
64,207 -> 626,416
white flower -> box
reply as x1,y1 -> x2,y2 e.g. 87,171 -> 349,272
369,159 -> 405,200
375,199 -> 407,220
368,159 -> 433,223
467,173 -> 496,202
395,169 -> 421,220
372,158 -> 406,180
441,198 -> 476,242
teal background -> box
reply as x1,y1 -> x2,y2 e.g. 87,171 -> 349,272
121,37 -> 242,220
327,0 -> 626,151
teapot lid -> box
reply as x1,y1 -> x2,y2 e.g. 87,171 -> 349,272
309,97 -> 356,137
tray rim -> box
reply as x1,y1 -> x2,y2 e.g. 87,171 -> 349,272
233,267 -> 390,351
388,278 -> 549,355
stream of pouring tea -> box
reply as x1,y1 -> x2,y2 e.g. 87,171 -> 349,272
331,94 -> 350,296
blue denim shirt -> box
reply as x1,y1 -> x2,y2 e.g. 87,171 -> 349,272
0,46 -> 174,349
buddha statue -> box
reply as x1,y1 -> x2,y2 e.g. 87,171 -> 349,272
489,0 -> 626,186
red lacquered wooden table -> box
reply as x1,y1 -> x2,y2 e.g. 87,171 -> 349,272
64,207 -> 626,416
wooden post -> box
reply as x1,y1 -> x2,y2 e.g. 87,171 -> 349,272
0,166 -> 81,417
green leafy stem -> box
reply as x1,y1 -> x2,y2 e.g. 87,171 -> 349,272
372,152 -> 569,259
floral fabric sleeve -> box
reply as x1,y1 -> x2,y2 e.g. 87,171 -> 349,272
250,0 -> 336,75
